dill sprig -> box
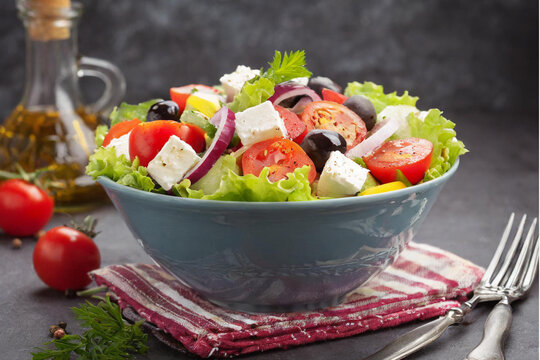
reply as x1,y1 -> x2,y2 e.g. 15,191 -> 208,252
31,296 -> 148,360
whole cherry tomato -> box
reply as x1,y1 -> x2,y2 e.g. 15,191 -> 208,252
0,179 -> 54,236
33,226 -> 101,291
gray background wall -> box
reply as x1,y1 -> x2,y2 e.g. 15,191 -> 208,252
0,0 -> 537,122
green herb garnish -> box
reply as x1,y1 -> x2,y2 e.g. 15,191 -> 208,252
31,296 -> 148,359
229,50 -> 312,112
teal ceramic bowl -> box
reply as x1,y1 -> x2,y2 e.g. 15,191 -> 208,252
98,160 -> 459,313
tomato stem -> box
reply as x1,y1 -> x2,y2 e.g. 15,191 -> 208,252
76,285 -> 109,297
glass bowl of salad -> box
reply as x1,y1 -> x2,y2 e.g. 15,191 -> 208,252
89,51 -> 466,312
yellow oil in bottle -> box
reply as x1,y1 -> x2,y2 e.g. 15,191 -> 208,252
0,105 -> 108,212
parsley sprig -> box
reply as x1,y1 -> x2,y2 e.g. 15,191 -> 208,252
263,50 -> 312,84
31,296 -> 148,360
229,50 -> 312,112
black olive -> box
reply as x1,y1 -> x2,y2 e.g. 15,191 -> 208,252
343,95 -> 377,131
300,130 -> 347,172
308,76 -> 343,97
146,100 -> 180,122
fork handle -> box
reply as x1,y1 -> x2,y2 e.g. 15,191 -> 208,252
362,309 -> 462,360
465,301 -> 512,360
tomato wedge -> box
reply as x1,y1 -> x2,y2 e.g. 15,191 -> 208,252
170,84 -> 221,114
301,101 -> 366,150
363,138 -> 433,184
321,88 -> 348,104
129,120 -> 206,166
242,138 -> 316,183
102,119 -> 141,147
273,105 -> 307,144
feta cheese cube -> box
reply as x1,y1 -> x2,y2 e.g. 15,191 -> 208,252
290,77 -> 309,86
219,65 -> 261,102
317,151 -> 369,197
105,132 -> 131,160
234,101 -> 288,146
146,135 -> 201,191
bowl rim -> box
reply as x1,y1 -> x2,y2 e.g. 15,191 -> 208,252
98,158 -> 460,209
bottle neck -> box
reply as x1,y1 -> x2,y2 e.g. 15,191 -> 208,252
18,1 -> 82,111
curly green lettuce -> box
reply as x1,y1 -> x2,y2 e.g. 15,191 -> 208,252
407,109 -> 467,181
86,147 -> 155,192
109,99 -> 160,127
173,166 -> 315,202
344,81 -> 418,113
94,125 -> 109,147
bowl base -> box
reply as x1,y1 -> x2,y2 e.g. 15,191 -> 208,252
208,295 -> 346,314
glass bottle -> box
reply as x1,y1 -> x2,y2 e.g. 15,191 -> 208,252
0,0 -> 125,211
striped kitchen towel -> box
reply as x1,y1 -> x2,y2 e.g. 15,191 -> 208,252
92,242 -> 483,358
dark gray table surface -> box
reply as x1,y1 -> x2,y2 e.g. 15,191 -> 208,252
0,111 -> 538,359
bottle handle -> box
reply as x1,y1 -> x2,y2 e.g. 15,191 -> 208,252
77,56 -> 126,118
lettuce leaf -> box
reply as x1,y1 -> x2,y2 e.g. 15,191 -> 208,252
109,99 -> 160,127
407,109 -> 467,181
344,81 -> 418,113
86,147 -> 155,192
173,166 -> 315,202
228,76 -> 275,113
94,125 -> 108,147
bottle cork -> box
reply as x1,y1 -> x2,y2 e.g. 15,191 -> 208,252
28,0 -> 72,41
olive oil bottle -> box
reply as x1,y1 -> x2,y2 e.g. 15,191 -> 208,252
1,0 -> 125,211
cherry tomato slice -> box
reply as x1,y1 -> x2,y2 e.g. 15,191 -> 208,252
363,138 -> 433,184
242,138 -> 316,183
33,226 -> 100,291
129,120 -> 206,166
170,84 -> 221,114
322,88 -> 348,104
0,179 -> 54,236
301,101 -> 366,150
273,105 -> 307,144
102,119 -> 141,147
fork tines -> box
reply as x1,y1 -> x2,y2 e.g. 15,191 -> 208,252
480,213 -> 539,292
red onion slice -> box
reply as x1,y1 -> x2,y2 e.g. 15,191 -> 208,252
184,107 -> 236,184
346,117 -> 399,158
268,84 -> 321,108
290,96 -> 313,114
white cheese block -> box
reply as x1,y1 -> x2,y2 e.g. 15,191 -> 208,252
146,135 -> 201,191
234,101 -> 288,146
105,132 -> 131,160
219,65 -> 261,102
290,77 -> 309,86
377,105 -> 420,138
317,151 -> 369,197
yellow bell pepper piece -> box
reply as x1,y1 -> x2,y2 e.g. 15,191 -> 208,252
185,92 -> 221,118
359,181 -> 407,196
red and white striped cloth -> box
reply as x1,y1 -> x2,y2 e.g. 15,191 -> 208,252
92,242 -> 483,358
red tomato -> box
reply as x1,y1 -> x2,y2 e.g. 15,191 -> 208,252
242,138 -> 316,183
363,138 -> 433,184
0,179 -> 54,236
322,88 -> 348,104
102,119 -> 141,147
170,84 -> 221,114
273,105 -> 307,144
301,101 -> 366,150
129,121 -> 206,166
33,226 -> 100,291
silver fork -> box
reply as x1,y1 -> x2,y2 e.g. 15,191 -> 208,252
362,213 -> 539,360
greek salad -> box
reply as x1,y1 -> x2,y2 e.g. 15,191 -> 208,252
86,50 -> 467,201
